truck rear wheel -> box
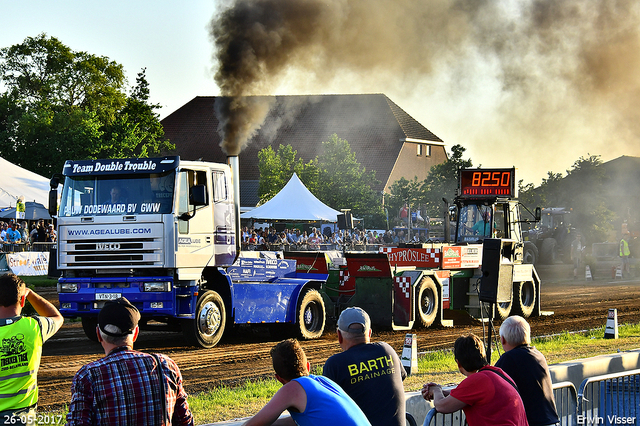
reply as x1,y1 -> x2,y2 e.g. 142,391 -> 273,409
81,317 -> 99,342
512,281 -> 536,318
183,290 -> 226,348
415,277 -> 439,328
296,289 -> 325,340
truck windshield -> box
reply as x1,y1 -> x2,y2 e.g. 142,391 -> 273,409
58,170 -> 175,217
457,204 -> 493,242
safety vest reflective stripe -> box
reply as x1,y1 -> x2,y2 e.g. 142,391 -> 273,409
0,371 -> 34,381
621,240 -> 631,256
0,383 -> 36,398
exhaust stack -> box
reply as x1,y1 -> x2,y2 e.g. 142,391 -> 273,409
227,155 -> 242,261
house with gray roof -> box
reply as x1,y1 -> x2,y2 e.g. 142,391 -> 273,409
161,94 -> 447,207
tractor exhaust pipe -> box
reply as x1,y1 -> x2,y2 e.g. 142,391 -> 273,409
227,155 -> 241,262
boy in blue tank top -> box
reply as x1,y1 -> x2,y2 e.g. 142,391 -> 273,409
244,339 -> 371,426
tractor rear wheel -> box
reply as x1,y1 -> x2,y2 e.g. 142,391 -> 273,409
415,277 -> 439,328
512,281 -> 536,318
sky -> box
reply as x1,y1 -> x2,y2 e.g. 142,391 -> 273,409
2,0 -> 640,186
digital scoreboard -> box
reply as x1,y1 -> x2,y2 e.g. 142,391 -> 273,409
459,168 -> 515,198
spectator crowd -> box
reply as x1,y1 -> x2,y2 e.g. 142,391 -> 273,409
241,225 -> 432,251
0,219 -> 56,250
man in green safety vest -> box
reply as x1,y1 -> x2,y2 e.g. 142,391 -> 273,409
0,274 -> 63,424
620,233 -> 631,278
15,197 -> 25,221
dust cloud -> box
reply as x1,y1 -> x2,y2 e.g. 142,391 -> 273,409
210,0 -> 640,183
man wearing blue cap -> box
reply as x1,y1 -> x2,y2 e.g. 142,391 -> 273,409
67,298 -> 194,426
323,307 -> 407,426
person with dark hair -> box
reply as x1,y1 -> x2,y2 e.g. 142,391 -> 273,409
323,307 -> 406,426
67,298 -> 193,426
35,221 -> 46,243
244,339 -> 371,426
496,316 -> 559,426
422,333 -> 528,426
0,273 -> 63,424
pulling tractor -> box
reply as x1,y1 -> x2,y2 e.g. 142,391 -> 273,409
292,168 -> 543,329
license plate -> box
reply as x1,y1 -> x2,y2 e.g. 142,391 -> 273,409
95,293 -> 122,301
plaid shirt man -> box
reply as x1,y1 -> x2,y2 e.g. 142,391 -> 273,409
67,346 -> 194,426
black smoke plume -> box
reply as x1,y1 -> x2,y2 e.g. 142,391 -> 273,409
210,0 -> 640,174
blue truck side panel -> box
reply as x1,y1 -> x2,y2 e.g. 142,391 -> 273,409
230,273 -> 329,324
232,281 -> 298,323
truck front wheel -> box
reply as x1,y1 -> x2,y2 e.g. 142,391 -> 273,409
81,317 -> 99,342
296,289 -> 325,340
415,277 -> 439,328
183,290 -> 226,348
512,281 -> 536,318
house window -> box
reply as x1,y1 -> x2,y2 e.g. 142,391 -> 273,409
417,144 -> 431,157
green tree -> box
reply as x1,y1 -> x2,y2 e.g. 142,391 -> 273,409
562,155 -> 614,244
385,177 -> 423,227
0,34 -> 172,177
519,154 -> 615,245
101,68 -> 170,159
256,136 -> 385,228
315,134 -> 384,228
257,144 -> 317,204
421,144 -> 472,216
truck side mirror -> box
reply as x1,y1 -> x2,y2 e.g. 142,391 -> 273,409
190,184 -> 207,206
48,189 -> 58,216
534,207 -> 541,221
48,175 -> 61,216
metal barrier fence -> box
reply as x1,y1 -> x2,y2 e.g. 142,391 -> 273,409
0,242 -> 55,253
421,381 -> 578,426
553,381 -> 578,426
422,407 -> 467,426
578,369 -> 640,425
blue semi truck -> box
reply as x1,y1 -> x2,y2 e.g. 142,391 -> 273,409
49,156 -> 328,348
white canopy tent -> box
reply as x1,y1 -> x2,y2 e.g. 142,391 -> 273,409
0,157 -> 51,208
241,173 -> 342,222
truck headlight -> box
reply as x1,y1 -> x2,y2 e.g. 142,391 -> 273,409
59,283 -> 78,293
143,281 -> 172,292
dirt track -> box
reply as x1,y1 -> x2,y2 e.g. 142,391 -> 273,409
36,263 -> 640,410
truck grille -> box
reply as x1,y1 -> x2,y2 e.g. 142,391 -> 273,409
60,238 -> 164,268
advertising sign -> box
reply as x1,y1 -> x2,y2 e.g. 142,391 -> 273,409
7,252 -> 50,276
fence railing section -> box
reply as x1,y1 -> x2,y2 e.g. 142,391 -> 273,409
553,381 -> 578,426
0,242 -> 56,253
578,369 -> 640,425
422,407 -> 467,426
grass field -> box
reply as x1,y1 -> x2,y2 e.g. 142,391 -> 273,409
19,276 -> 58,287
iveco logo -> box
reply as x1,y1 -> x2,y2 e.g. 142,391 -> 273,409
97,242 -> 120,251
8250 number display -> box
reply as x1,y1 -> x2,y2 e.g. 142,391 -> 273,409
459,168 -> 515,198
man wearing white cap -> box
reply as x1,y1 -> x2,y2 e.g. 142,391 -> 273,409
323,307 -> 407,426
